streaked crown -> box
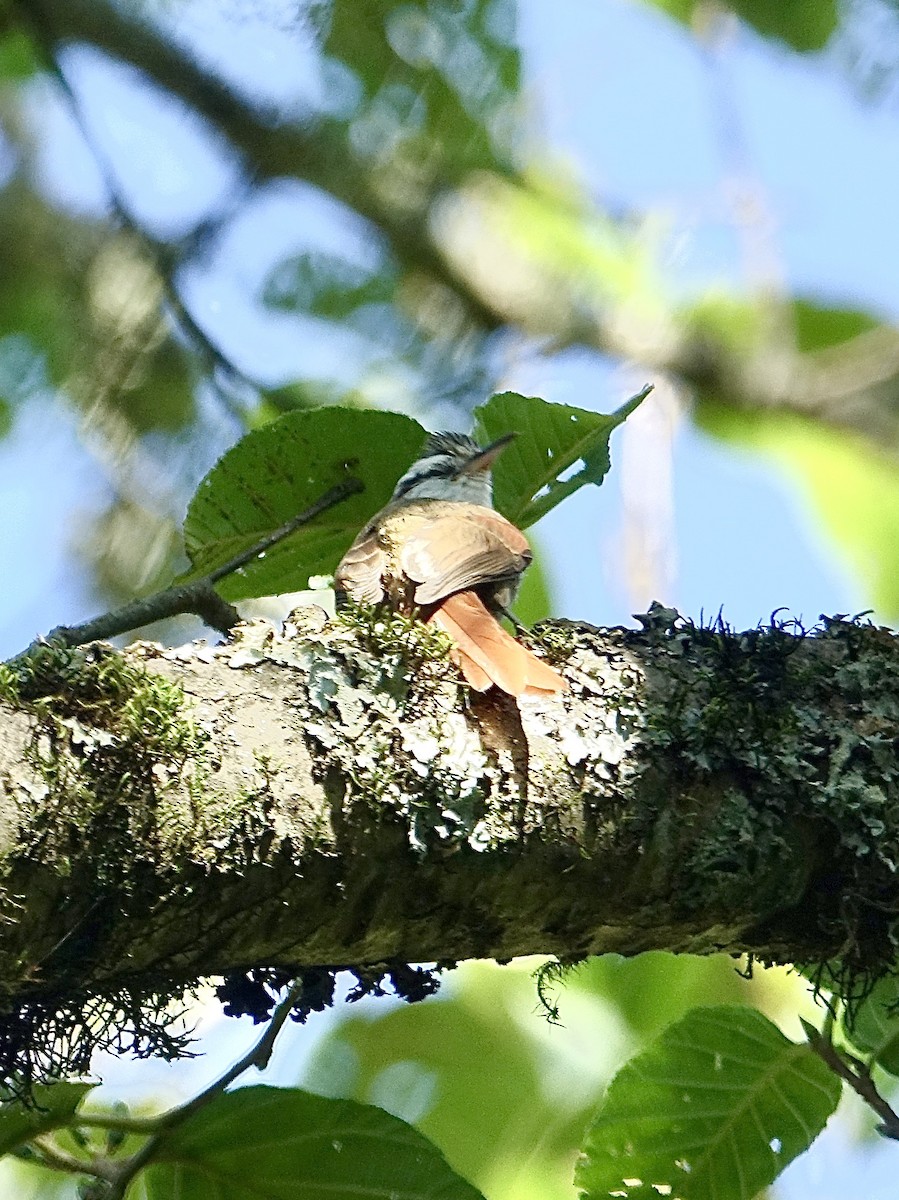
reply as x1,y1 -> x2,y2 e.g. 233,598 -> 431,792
391,430 -> 513,506
420,431 -> 482,460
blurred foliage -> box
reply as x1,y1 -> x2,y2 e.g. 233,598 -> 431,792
0,29 -> 39,82
698,402 -> 899,618
312,0 -> 522,177
301,956 -> 815,1200
789,297 -> 881,352
0,182 -> 95,387
647,0 -> 838,51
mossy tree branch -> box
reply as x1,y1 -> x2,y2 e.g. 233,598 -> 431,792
0,602 -> 898,1046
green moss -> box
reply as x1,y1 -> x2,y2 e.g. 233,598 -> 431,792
10,643 -> 210,874
337,603 -> 459,689
0,663 -> 20,706
0,642 -> 220,1092
527,618 -> 578,664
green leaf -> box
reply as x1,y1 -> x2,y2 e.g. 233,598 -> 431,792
0,1082 -> 94,1156
182,407 -> 425,601
842,976 -> 899,1074
646,0 -> 837,52
476,387 -> 651,528
513,540 -> 553,624
134,1085 -> 484,1200
576,1006 -> 841,1200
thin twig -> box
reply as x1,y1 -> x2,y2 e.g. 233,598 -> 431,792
19,2 -> 260,423
8,477 -> 363,663
29,1134 -> 120,1183
205,480 -> 362,585
162,979 -> 304,1125
806,1022 -> 899,1140
103,980 -> 305,1199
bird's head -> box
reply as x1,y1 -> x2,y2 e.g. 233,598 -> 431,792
390,431 -> 515,506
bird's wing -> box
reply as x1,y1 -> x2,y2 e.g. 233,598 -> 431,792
402,506 -> 531,606
334,524 -> 386,604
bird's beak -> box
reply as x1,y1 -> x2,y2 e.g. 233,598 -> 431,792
457,432 -> 517,475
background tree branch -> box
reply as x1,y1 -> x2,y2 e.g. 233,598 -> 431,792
14,0 -> 899,452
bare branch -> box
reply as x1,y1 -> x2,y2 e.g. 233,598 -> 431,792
807,1023 -> 899,1141
8,477 -> 363,659
103,980 -> 305,1198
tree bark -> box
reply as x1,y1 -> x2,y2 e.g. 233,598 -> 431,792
2,603 -> 898,1020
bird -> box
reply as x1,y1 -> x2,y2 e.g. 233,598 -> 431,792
335,430 -> 567,698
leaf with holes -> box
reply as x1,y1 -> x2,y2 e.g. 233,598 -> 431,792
475,386 -> 651,529
181,407 -> 425,601
576,1006 -> 841,1200
134,1085 -> 484,1199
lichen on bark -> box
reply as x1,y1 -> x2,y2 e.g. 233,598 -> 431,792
0,604 -> 898,1088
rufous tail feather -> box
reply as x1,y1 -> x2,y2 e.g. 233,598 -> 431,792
428,591 -> 566,698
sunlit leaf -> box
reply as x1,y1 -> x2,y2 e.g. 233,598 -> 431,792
842,975 -> 899,1075
576,1006 -> 840,1200
134,1085 -> 484,1200
182,407 -> 425,600
182,394 -> 637,601
0,1082 -> 94,1156
476,387 -> 651,528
